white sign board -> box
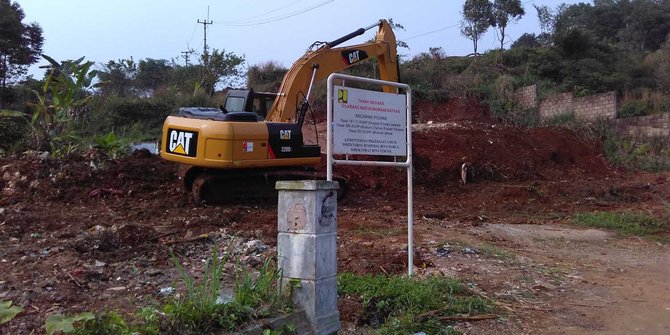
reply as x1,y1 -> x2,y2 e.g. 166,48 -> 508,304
332,86 -> 407,156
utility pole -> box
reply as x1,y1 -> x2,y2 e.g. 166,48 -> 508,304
197,6 -> 213,66
181,48 -> 195,66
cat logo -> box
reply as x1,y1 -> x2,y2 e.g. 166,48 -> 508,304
348,50 -> 360,63
341,50 -> 368,65
280,129 -> 292,140
167,128 -> 198,157
338,89 -> 348,103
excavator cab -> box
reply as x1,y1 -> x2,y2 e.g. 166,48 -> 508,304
223,89 -> 278,120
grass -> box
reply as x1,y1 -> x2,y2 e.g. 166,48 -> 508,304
353,223 -> 403,238
477,244 -> 516,261
338,273 -> 493,335
69,244 -> 287,335
573,211 -> 666,236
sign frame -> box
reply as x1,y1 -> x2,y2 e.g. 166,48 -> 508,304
326,73 -> 414,276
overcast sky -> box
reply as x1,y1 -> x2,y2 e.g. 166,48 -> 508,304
19,0 -> 586,78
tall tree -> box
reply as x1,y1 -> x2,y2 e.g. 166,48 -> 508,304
136,58 -> 171,95
492,0 -> 525,63
0,0 -> 43,107
98,58 -> 137,97
461,0 -> 495,55
200,49 -> 244,95
534,4 -> 554,36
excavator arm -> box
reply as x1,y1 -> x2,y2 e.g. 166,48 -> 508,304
266,19 -> 399,123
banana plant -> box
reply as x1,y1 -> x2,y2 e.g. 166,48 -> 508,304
30,55 -> 98,151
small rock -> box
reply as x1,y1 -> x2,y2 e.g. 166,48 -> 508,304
436,246 -> 450,257
243,239 -> 267,255
158,286 -> 174,296
462,247 -> 479,255
0,208 -> 5,215
94,260 -> 105,267
106,286 -> 127,291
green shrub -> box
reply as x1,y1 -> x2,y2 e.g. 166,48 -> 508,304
546,112 -> 577,127
0,111 -> 29,151
618,100 -> 653,118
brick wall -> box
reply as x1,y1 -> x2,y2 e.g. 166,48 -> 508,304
514,84 -> 537,109
513,85 -> 667,140
573,92 -> 617,122
537,91 -> 617,122
615,113 -> 670,139
539,92 -> 573,120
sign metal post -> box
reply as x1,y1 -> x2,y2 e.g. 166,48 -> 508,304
326,73 -> 413,276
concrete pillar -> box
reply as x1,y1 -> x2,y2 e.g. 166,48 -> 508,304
276,180 -> 340,335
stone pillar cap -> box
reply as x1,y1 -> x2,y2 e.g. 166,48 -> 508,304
276,180 -> 339,191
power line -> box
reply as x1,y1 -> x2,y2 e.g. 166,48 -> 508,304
402,23 -> 461,41
225,0 -> 305,24
214,0 -> 335,27
188,22 -> 198,45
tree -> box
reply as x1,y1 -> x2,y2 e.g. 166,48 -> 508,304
247,61 -> 287,92
97,58 -> 137,97
618,0 -> 670,52
534,4 -> 554,36
136,58 -> 171,96
200,49 -> 244,95
0,0 -> 43,107
492,0 -> 525,63
461,0 -> 495,55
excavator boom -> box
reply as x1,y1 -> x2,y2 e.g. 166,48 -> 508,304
266,19 -> 398,123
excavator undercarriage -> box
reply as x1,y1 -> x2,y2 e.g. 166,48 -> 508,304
179,165 -> 347,203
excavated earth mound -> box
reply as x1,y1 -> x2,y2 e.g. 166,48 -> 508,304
1,98 -> 645,335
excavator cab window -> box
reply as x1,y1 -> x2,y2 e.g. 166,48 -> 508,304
223,89 -> 277,120
224,96 -> 246,112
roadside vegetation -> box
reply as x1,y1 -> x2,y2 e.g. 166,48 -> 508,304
338,273 -> 494,335
42,245 -> 289,335
573,211 -> 667,236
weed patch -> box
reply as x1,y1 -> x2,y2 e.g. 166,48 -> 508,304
338,273 -> 493,334
69,244 -> 288,334
573,211 -> 666,236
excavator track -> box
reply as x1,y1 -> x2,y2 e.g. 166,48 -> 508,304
184,166 -> 347,204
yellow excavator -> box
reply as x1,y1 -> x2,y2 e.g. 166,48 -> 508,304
161,19 -> 398,202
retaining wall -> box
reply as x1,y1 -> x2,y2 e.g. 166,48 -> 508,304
539,91 -> 617,122
615,113 -> 670,139
514,84 -> 537,109
538,92 -> 573,120
573,92 -> 618,122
